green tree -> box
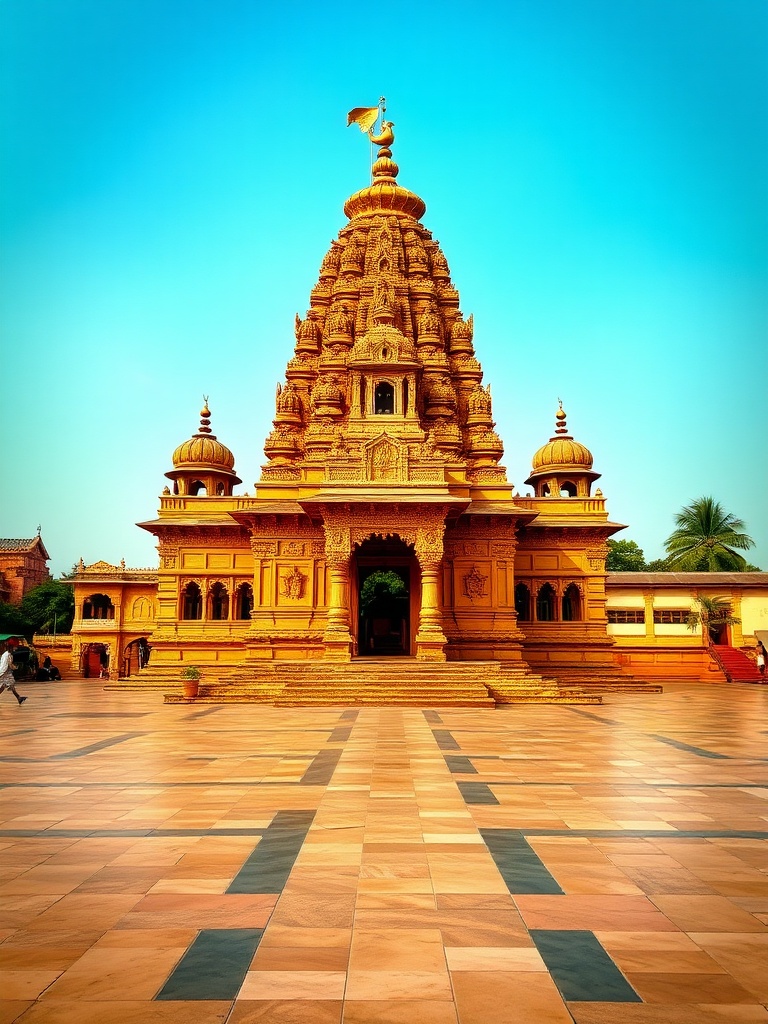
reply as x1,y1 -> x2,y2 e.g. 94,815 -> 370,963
360,570 -> 407,610
0,603 -> 34,640
646,556 -> 673,571
606,539 -> 647,571
686,595 -> 741,646
664,497 -> 755,571
19,581 -> 75,635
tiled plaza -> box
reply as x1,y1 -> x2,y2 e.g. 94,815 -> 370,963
1,679 -> 767,1024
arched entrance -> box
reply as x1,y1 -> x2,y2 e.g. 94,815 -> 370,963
122,637 -> 151,677
354,536 -> 416,656
81,642 -> 110,678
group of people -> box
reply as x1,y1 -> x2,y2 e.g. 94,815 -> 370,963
38,656 -> 62,681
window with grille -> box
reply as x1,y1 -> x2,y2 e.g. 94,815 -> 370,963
607,609 -> 645,623
653,610 -> 689,624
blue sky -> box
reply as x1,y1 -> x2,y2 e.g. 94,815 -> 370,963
1,0 -> 766,576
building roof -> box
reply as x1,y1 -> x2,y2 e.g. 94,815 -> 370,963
606,572 -> 768,587
0,536 -> 50,560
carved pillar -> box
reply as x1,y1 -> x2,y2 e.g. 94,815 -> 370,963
643,590 -> 655,638
322,518 -> 353,661
247,534 -> 277,655
415,518 -> 448,661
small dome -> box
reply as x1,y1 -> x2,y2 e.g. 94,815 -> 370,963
530,402 -> 594,472
169,401 -> 239,482
172,434 -> 236,471
531,436 -> 594,472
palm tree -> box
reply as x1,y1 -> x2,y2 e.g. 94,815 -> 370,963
664,497 -> 754,571
687,595 -> 741,647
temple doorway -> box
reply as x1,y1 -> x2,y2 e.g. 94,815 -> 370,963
355,536 -> 416,656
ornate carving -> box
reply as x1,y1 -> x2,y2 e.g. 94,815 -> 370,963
416,301 -> 441,343
281,566 -> 307,600
463,565 -> 488,600
340,231 -> 365,275
295,310 -> 321,353
319,241 -> 342,278
325,302 -> 354,344
310,375 -> 345,417
261,465 -> 301,481
250,540 -> 278,558
586,546 -> 608,570
424,375 -> 457,419
275,381 -> 302,425
490,541 -> 517,557
281,541 -> 306,556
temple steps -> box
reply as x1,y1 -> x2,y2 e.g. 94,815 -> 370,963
154,659 -> 603,707
527,666 -> 662,694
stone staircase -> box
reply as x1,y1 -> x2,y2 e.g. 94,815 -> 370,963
709,645 -> 765,684
528,665 -> 662,694
150,658 -> 603,707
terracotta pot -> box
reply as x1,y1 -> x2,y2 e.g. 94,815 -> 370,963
182,678 -> 200,699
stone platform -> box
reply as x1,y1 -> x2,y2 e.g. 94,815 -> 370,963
2,680 -> 767,1023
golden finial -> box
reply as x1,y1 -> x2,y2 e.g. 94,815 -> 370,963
199,396 -> 212,436
555,399 -> 568,435
347,98 -> 398,181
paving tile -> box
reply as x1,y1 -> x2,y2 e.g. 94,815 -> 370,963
3,682 -> 768,1022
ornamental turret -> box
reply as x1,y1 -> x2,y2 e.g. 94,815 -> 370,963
166,400 -> 241,496
525,402 -> 600,498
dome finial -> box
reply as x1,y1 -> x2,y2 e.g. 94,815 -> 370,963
198,396 -> 213,436
555,399 -> 568,436
346,97 -> 399,181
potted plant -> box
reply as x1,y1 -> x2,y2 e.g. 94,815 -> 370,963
180,665 -> 201,699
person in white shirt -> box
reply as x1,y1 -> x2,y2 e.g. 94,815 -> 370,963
0,641 -> 27,705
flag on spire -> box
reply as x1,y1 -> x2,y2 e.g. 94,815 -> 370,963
347,106 -> 380,133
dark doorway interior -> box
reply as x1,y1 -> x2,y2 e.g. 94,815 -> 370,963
356,536 -> 413,656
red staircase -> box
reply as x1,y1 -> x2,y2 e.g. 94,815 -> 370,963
710,645 -> 765,684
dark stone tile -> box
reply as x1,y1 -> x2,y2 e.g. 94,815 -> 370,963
651,735 -> 731,759
458,782 -> 499,805
227,812 -> 315,894
301,750 -> 341,785
432,729 -> 459,750
445,755 -> 477,774
530,929 -> 641,1002
156,927 -> 263,1000
51,733 -> 146,759
481,829 -> 564,895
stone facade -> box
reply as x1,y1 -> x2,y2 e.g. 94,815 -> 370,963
70,118 -> 635,683
0,536 -> 51,605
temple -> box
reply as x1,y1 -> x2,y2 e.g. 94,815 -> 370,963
68,114 -> 711,700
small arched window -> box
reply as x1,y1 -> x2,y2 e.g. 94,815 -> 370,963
374,381 -> 394,414
189,481 -> 207,496
182,582 -> 203,620
559,481 -> 577,497
514,583 -> 531,622
82,593 -> 115,619
235,583 -> 253,620
402,378 -> 409,414
209,583 -> 229,621
562,583 -> 582,621
536,583 -> 557,622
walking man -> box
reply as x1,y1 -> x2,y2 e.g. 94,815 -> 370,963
0,639 -> 28,705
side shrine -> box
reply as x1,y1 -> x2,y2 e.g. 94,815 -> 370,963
69,116 -> 653,703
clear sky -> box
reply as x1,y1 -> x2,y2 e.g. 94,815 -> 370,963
1,0 -> 766,577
